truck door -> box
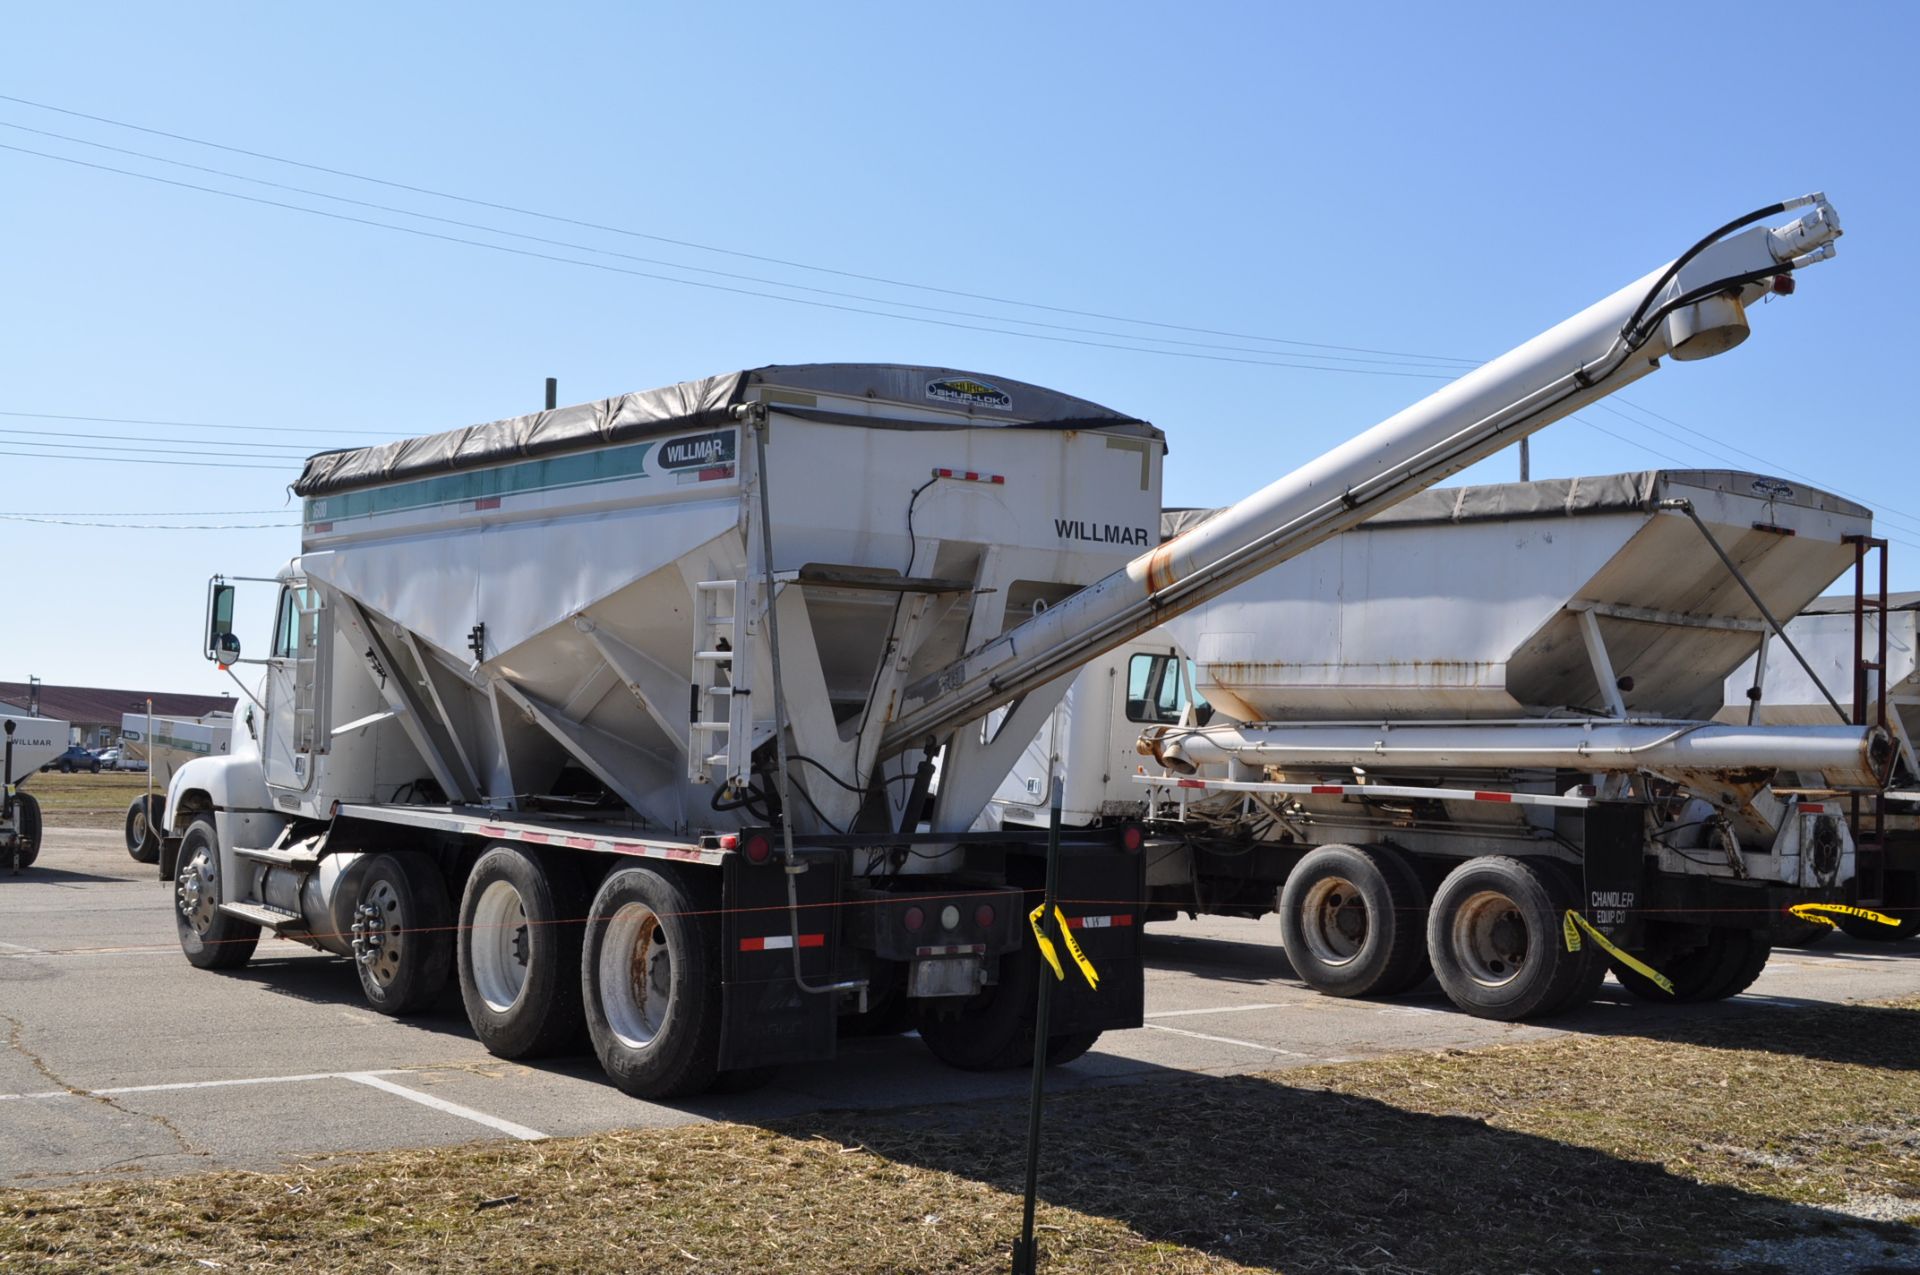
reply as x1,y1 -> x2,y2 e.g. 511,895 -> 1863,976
263,582 -> 326,792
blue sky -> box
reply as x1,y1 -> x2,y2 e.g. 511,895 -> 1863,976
2,2 -> 1914,696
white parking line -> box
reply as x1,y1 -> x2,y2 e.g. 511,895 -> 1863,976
1144,1002 -> 1288,1020
0,1068 -> 410,1102
341,1072 -> 548,1142
1142,1022 -> 1306,1057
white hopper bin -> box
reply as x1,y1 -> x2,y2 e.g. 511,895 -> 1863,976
1163,470 -> 1871,725
291,364 -> 1163,840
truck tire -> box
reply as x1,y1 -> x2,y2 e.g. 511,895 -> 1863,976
351,852 -> 455,1017
1278,843 -> 1429,998
915,942 -> 1101,1070
174,816 -> 259,969
1427,856 -> 1600,1021
1614,928 -> 1771,1003
457,846 -> 589,1058
125,795 -> 163,863
581,866 -> 724,1100
10,792 -> 42,870
1836,910 -> 1920,942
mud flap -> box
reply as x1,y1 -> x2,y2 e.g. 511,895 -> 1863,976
1037,844 -> 1146,1037
718,847 -> 842,1071
1582,801 -> 1647,946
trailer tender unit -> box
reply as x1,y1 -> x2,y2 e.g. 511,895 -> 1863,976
159,197 -> 1847,1097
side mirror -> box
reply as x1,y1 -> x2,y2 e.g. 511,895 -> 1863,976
214,631 -> 243,669
205,581 -> 237,662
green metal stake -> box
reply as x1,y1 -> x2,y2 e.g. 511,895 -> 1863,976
1011,777 -> 1064,1275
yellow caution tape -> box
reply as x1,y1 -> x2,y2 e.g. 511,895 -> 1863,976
1028,903 -> 1100,990
1788,902 -> 1902,929
1563,910 -> 1675,996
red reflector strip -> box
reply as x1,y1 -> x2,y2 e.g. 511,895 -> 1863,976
1177,778 -> 1207,789
309,521 -> 334,533
1473,791 -> 1513,803
914,943 -> 986,957
698,464 -> 734,481
1800,803 -> 1826,814
931,468 -> 1005,484
474,497 -> 501,511
739,933 -> 826,952
1310,785 -> 1344,794
1066,914 -> 1134,930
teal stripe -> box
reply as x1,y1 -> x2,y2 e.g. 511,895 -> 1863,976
305,441 -> 657,524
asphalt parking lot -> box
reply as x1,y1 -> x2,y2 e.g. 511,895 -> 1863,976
5,826 -> 1920,1187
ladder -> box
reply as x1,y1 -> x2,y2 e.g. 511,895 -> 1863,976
1847,534 -> 1890,905
688,578 -> 754,786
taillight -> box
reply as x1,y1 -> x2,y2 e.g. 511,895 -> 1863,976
975,904 -> 996,929
903,906 -> 925,932
1120,823 -> 1145,852
742,833 -> 773,864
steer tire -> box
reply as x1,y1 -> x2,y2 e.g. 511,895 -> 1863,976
173,816 -> 259,970
1427,856 -> 1599,1021
1279,843 -> 1430,998
581,866 -> 724,1100
10,792 -> 42,870
352,852 -> 455,1017
458,846 -> 590,1059
125,795 -> 163,864
1836,910 -> 1920,942
1615,928 -> 1772,1003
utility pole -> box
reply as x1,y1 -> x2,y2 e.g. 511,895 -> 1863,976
544,377 -> 558,411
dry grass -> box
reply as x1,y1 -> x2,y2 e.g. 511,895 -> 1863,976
18,771 -> 153,830
3,998 -> 1919,1274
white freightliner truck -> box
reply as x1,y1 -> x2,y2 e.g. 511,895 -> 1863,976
991,470 -> 1889,1019
1722,579 -> 1920,941
2,708 -> 67,871
158,197 -> 1846,1098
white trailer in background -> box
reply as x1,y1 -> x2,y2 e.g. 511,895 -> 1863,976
2,708 -> 68,871
992,469 -> 1887,1018
158,197 -> 1846,1098
119,710 -> 234,863
1723,584 -> 1920,939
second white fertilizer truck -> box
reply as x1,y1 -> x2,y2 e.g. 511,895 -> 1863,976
158,197 -> 1848,1098
991,470 -> 1888,1020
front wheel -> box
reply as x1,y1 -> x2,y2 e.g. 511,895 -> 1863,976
1427,856 -> 1601,1021
126,795 -> 163,863
351,852 -> 454,1016
457,846 -> 589,1058
581,866 -> 724,1100
174,816 -> 259,969
10,793 -> 42,870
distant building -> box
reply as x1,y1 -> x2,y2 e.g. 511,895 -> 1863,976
0,682 -> 237,747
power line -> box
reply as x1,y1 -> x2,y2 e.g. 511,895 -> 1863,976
0,118 -> 1473,373
6,101 -> 1914,543
0,426 -> 319,452
0,409 -> 391,437
1,436 -> 314,462
0,513 -> 298,529
0,93 -> 1487,364
0,448 -> 288,471
1,139 -> 1464,381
